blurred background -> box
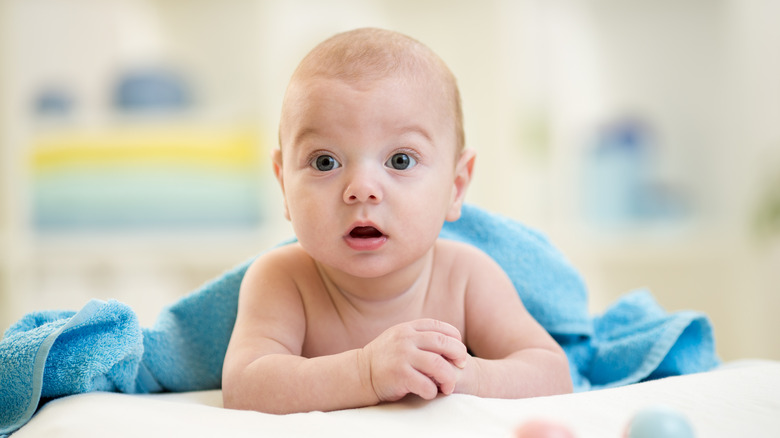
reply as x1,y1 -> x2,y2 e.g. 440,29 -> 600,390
1,0 -> 778,361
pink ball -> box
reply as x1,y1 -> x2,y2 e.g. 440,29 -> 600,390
515,419 -> 576,438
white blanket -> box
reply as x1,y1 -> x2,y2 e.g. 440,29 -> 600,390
15,361 -> 780,438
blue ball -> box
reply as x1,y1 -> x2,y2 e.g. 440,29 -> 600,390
627,405 -> 695,438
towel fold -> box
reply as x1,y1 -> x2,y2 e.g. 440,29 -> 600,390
0,204 -> 718,436
563,289 -> 718,391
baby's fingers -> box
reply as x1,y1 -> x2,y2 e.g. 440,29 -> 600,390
410,350 -> 459,395
411,319 -> 463,342
405,365 -> 441,400
418,330 -> 469,369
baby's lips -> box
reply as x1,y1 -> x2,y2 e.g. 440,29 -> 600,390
349,226 -> 384,238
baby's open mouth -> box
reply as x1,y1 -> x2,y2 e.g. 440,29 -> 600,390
345,225 -> 387,251
349,226 -> 384,239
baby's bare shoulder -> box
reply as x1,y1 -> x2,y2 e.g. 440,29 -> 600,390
435,239 -> 512,293
435,239 -> 497,267
242,243 -> 320,292
249,243 -> 312,272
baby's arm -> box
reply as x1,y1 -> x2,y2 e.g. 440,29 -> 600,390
454,245 -> 573,398
222,247 -> 468,414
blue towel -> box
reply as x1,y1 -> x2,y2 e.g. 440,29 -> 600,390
0,204 -> 718,436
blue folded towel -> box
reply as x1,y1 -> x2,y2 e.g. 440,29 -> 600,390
0,204 -> 718,436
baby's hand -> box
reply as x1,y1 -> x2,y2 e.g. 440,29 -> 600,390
360,318 -> 469,402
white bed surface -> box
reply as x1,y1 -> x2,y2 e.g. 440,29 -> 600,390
15,361 -> 780,438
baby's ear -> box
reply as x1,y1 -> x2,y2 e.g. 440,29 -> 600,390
446,149 -> 476,222
271,149 -> 291,221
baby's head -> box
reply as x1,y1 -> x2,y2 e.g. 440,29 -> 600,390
279,27 -> 465,157
273,28 -> 475,278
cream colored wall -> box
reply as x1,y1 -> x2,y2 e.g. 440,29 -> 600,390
1,0 -> 778,360
0,0 -> 8,329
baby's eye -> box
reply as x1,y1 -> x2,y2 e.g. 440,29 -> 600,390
311,155 -> 341,171
385,153 -> 417,170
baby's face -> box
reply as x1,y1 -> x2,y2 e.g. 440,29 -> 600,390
275,73 -> 469,279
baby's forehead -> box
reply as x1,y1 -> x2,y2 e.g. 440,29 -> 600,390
286,48 -> 456,127
289,68 -> 443,101
284,73 -> 451,141
280,28 -> 464,152
283,72 -> 455,138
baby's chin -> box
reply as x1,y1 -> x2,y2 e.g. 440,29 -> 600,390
328,257 -> 402,281
320,249 -> 426,281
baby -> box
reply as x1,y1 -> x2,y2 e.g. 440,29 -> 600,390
222,27 -> 573,414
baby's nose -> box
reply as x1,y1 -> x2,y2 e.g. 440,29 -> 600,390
343,167 -> 383,204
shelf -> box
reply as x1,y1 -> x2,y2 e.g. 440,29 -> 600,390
28,223 -> 293,267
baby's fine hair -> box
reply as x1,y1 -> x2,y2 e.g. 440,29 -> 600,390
284,28 -> 465,152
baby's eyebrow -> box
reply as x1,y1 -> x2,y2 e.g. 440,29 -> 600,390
288,124 -> 435,150
290,127 -> 324,147
397,125 -> 434,144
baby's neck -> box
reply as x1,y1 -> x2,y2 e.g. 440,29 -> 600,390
314,248 -> 435,322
